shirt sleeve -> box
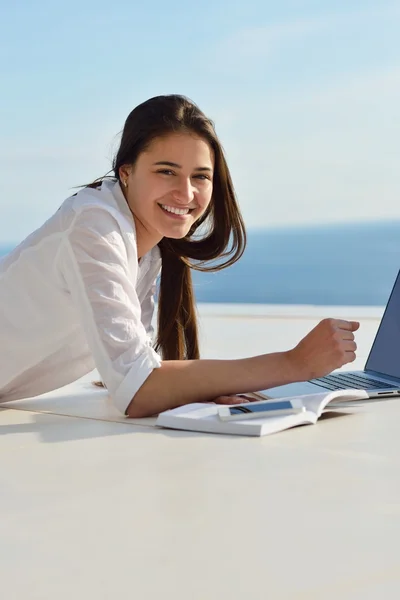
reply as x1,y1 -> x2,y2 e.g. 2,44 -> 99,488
140,278 -> 158,341
57,207 -> 162,414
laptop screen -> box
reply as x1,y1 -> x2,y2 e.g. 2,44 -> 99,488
365,270 -> 400,379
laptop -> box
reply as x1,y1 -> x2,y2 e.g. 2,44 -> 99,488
262,270 -> 400,401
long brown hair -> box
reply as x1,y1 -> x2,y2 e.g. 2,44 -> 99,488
94,95 -> 246,360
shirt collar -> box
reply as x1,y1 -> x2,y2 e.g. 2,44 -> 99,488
103,178 -> 161,264
103,178 -> 134,223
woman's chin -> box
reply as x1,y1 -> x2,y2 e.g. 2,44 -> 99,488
163,230 -> 190,240
159,223 -> 193,240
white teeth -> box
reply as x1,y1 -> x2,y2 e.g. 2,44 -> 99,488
160,204 -> 190,215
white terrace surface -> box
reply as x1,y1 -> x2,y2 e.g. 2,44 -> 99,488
2,303 -> 400,600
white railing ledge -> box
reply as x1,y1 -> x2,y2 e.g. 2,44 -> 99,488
196,302 -> 384,320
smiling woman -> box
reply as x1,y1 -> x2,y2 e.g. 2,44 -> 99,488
0,95 -> 360,418
88,95 -> 247,366
119,134 -> 215,255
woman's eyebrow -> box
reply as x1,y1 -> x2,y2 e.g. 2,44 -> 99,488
153,161 -> 213,172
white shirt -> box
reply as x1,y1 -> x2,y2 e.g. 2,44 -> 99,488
0,179 -> 162,414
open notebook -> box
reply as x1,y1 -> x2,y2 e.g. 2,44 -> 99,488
156,389 -> 371,437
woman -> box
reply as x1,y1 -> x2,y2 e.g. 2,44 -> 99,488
0,95 -> 359,418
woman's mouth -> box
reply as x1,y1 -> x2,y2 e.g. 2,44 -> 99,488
159,203 -> 194,218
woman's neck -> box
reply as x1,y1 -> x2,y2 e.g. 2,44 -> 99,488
134,216 -> 162,259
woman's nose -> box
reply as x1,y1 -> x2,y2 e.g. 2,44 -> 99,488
172,178 -> 195,204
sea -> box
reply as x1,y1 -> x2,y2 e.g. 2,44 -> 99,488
1,219 -> 399,306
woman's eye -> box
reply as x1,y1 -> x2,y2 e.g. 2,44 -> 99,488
156,169 -> 211,180
193,174 -> 210,181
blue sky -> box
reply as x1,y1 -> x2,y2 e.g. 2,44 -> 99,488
1,0 -> 399,243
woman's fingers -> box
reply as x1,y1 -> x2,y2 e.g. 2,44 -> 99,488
335,319 -> 360,332
214,395 -> 252,405
342,332 -> 355,341
344,340 -> 357,352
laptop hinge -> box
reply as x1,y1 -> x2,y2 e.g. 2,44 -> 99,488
365,369 -> 400,384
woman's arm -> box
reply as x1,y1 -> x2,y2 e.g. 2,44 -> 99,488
127,318 -> 359,417
58,208 -> 358,419
58,208 -> 163,415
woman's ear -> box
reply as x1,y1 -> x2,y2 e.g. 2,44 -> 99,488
118,165 -> 131,183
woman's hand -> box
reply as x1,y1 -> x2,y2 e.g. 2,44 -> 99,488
289,318 -> 359,381
126,319 -> 359,418
207,394 -> 256,405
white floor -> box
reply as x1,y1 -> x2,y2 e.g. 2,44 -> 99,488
2,304 -> 399,600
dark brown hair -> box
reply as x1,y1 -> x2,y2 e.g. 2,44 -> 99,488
95,95 -> 246,360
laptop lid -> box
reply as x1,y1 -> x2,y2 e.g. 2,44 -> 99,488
365,270 -> 400,381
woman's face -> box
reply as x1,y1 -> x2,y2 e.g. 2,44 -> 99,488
121,133 -> 214,247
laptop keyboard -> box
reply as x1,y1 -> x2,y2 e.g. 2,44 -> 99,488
310,372 -> 395,391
